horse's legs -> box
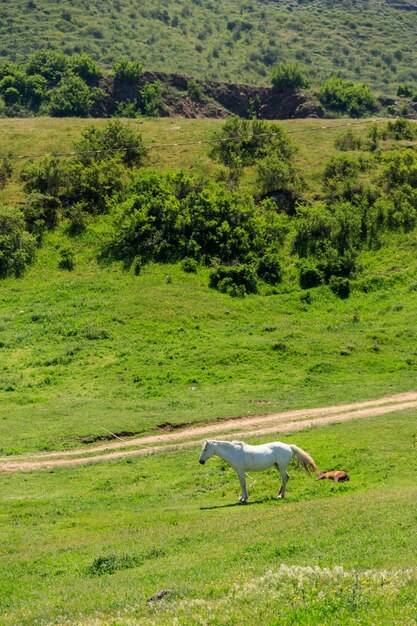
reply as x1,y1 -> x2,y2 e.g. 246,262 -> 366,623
275,464 -> 290,499
237,469 -> 249,503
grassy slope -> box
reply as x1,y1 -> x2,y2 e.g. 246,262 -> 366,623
1,117 -> 417,624
1,0 -> 417,93
1,117 -> 417,454
0,411 -> 416,624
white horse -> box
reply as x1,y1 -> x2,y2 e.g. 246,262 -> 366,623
199,439 -> 318,502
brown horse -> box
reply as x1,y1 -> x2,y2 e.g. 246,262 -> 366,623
316,470 -> 350,482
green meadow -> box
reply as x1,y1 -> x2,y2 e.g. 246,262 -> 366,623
0,116 -> 417,624
1,411 -> 416,624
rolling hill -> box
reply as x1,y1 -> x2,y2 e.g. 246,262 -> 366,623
1,0 -> 417,94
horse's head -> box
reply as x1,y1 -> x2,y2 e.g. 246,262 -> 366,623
199,440 -> 214,465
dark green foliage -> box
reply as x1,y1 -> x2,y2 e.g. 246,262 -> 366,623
257,253 -> 283,285
23,193 -> 61,236
140,81 -> 162,117
69,53 -> 102,83
21,158 -> 63,197
397,83 -> 414,98
256,155 -> 304,211
209,263 -> 258,296
58,247 -> 75,271
385,119 -> 417,141
0,156 -> 12,188
0,205 -> 36,278
210,117 -> 296,168
271,62 -> 310,89
298,259 -> 323,289
113,59 -> 142,83
181,257 -> 198,273
20,122 -> 141,214
329,275 -> 351,299
74,120 -> 147,167
26,51 -> 68,85
319,77 -> 375,116
48,74 -> 95,117
107,170 -> 267,267
64,158 -> 126,214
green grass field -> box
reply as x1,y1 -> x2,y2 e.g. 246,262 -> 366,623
1,116 -> 417,455
1,116 -> 417,624
1,411 -> 416,624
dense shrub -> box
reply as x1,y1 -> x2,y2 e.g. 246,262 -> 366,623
106,170 -> 268,267
23,193 -> 61,236
0,205 -> 36,278
74,120 -> 147,167
0,156 -> 12,188
26,51 -> 68,85
69,53 -> 102,83
257,253 -> 283,284
140,81 -> 162,117
385,118 -> 416,141
319,77 -> 375,116
329,275 -> 351,298
271,62 -> 310,89
256,155 -> 304,211
209,264 -> 258,296
381,149 -> 417,189
113,59 -> 142,83
181,257 -> 198,273
21,158 -> 63,197
298,259 -> 323,289
210,117 -> 296,168
20,123 -> 135,214
58,247 -> 75,271
48,74 -> 95,117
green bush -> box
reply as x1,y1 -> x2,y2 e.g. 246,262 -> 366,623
181,257 -> 198,273
113,59 -> 142,83
271,62 -> 310,89
23,193 -> 61,236
210,117 -> 296,168
26,51 -> 68,85
140,81 -> 162,117
298,259 -> 323,289
0,156 -> 12,188
385,118 -> 416,141
209,264 -> 258,296
74,120 -> 147,167
58,247 -> 75,271
48,74 -> 94,117
20,158 -> 63,197
329,275 -> 351,298
106,171 -> 268,267
257,253 -> 283,284
0,205 -> 36,278
319,77 -> 375,116
334,129 -> 362,151
69,53 -> 102,83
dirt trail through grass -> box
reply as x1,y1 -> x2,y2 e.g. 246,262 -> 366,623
1,391 -> 416,473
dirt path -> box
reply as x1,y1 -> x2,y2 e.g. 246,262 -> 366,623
1,391 -> 416,473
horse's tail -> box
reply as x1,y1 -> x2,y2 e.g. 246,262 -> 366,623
289,445 -> 318,476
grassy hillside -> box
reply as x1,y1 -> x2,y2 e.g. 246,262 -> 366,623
1,116 -> 417,625
1,0 -> 417,94
1,410 -> 416,624
1,117 -> 417,455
